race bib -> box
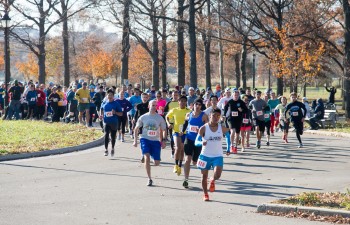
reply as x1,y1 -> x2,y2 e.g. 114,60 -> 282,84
38,94 -> 41,98
257,111 -> 263,116
82,98 -> 88,103
121,107 -> 124,111
105,111 -> 113,117
232,111 -> 238,117
179,124 -> 183,132
264,114 -> 270,119
30,98 -> 36,102
243,118 -> 249,124
53,98 -> 58,102
69,112 -> 74,116
157,109 -> 163,115
197,159 -> 207,169
190,125 -> 199,133
292,112 -> 299,116
147,130 -> 157,137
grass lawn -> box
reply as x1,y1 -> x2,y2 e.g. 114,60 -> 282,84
0,120 -> 102,155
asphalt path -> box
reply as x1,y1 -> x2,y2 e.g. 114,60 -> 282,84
1,131 -> 349,225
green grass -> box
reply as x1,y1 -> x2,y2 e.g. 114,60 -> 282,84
0,120 -> 102,155
273,191 -> 350,211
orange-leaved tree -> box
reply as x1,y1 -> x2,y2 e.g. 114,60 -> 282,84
16,53 -> 39,81
128,43 -> 152,84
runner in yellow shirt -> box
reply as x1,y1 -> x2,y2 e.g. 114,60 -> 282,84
166,95 -> 191,176
75,81 -> 91,126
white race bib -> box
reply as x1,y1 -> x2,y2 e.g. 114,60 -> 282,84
197,159 -> 207,169
53,98 -> 58,102
264,114 -> 270,119
257,111 -> 263,116
243,118 -> 249,124
231,111 -> 238,117
69,112 -> 75,116
37,94 -> 41,98
106,111 -> 113,117
30,98 -> 36,101
147,130 -> 157,137
292,112 -> 299,116
157,109 -> 163,115
190,125 -> 199,133
82,98 -> 88,103
121,107 -> 124,111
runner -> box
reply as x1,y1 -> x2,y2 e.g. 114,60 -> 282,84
240,95 -> 252,152
263,99 -> 272,146
116,91 -> 133,142
248,91 -> 267,149
128,88 -> 142,138
35,84 -> 46,120
134,92 -> 150,163
182,98 -> 208,188
75,81 -> 91,126
166,95 -> 191,176
267,91 -> 280,135
164,90 -> 180,158
48,86 -> 61,122
25,84 -> 37,120
275,96 -> 289,143
100,89 -> 123,157
133,100 -> 167,186
196,108 -> 230,201
223,90 -> 247,154
285,92 -> 306,148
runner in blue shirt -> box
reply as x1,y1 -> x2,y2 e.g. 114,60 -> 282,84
100,89 -> 123,157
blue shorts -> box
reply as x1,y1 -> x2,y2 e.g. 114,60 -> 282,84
197,154 -> 223,170
173,132 -> 186,143
140,138 -> 161,161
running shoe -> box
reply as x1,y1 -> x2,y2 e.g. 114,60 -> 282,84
241,147 -> 245,152
271,132 -> 274,136
140,156 -> 145,163
121,138 -> 125,142
118,133 -> 121,140
256,141 -> 261,149
183,179 -> 189,188
147,179 -> 153,186
203,194 -> 209,201
173,165 -> 178,173
266,141 -> 270,146
246,143 -> 250,148
233,146 -> 238,154
177,166 -> 182,176
104,150 -> 108,156
298,143 -> 303,148
111,149 -> 115,157
209,179 -> 215,192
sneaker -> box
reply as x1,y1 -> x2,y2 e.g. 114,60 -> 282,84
256,141 -> 261,149
111,149 -> 115,157
298,143 -> 303,148
171,153 -> 174,159
241,147 -> 245,152
183,179 -> 189,188
121,138 -> 125,142
104,150 -> 108,156
147,179 -> 153,186
246,143 -> 250,148
140,156 -> 145,163
230,146 -> 237,154
266,141 -> 270,146
177,166 -> 182,176
284,138 -> 288,143
173,165 -> 178,173
209,179 -> 215,192
118,133 -> 121,140
271,132 -> 274,136
203,194 -> 209,201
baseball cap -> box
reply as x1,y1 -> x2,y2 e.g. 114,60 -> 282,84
206,87 -> 212,91
225,87 -> 231,92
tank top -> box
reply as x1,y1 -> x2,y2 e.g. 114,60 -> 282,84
186,111 -> 204,141
201,123 -> 223,157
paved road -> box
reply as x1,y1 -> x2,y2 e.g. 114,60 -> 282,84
1,132 -> 349,225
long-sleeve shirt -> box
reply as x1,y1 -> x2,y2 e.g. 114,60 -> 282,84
116,98 -> 133,117
26,90 -> 37,105
134,102 -> 149,122
285,101 -> 306,122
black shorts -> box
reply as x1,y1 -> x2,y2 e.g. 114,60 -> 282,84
293,120 -> 303,135
253,119 -> 265,132
0,101 -> 4,110
228,119 -> 242,133
184,138 -> 201,162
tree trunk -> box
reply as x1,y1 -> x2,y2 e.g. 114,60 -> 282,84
218,0 -> 224,88
152,16 -> 160,90
234,53 -> 241,88
276,4 -> 284,96
38,17 -> 46,84
120,0 -> 131,86
61,0 -> 70,87
204,0 -> 211,89
177,0 -> 185,87
241,38 -> 247,89
343,0 -> 350,118
161,10 -> 167,89
188,0 -> 197,88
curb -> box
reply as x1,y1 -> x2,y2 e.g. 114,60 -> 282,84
304,130 -> 350,138
0,136 -> 104,162
257,203 -> 350,218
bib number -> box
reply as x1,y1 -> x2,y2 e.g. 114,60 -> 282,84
190,125 -> 198,133
243,118 -> 249,124
106,111 -> 113,117
292,112 -> 299,116
197,159 -> 207,169
53,98 -> 58,102
231,111 -> 238,117
264,114 -> 270,119
179,124 -> 183,132
147,130 -> 157,137
82,98 -> 88,103
38,94 -> 41,98
257,111 -> 263,116
30,98 -> 36,101
157,109 -> 163,115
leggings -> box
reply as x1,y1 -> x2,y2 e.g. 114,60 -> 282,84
104,124 -> 117,149
265,121 -> 271,136
117,115 -> 127,133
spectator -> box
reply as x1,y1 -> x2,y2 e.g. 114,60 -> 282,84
310,98 -> 325,130
324,85 -> 336,104
302,97 -> 311,118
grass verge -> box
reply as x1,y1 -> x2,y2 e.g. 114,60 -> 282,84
0,120 -> 102,155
